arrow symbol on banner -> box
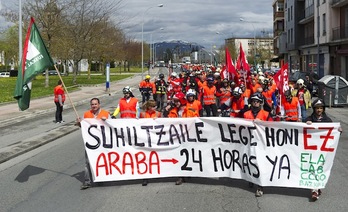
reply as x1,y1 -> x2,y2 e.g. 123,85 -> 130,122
161,158 -> 179,164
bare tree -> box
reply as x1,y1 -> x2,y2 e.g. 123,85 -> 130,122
61,0 -> 123,84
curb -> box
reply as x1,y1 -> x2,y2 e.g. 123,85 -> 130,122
0,122 -> 79,164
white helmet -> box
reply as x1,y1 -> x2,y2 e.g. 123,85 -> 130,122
186,89 -> 196,97
171,72 -> 178,78
232,87 -> 243,96
297,78 -> 304,85
258,76 -> 265,83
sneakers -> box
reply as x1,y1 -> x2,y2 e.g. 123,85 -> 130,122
175,177 -> 184,185
80,184 -> 91,190
311,189 -> 322,201
255,187 -> 264,197
142,179 -> 148,186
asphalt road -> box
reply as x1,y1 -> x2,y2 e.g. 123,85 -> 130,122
0,67 -> 347,211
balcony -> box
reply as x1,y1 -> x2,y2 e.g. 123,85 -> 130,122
301,35 -> 315,46
274,11 -> 284,20
332,25 -> 348,41
299,5 -> 314,24
332,0 -> 348,7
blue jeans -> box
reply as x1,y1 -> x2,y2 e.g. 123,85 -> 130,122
301,104 -> 306,122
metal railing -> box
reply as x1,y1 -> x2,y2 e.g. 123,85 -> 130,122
332,25 -> 348,41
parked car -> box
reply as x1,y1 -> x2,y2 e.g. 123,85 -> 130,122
42,70 -> 58,75
0,72 -> 10,77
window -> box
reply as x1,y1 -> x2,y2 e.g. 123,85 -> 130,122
323,13 -> 326,35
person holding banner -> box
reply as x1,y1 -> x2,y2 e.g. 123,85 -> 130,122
163,92 -> 186,118
140,100 -> 162,119
54,80 -> 65,123
243,92 -> 273,197
305,98 -> 342,201
184,89 -> 203,117
163,92 -> 189,185
138,99 -> 162,186
112,86 -> 140,119
78,98 -> 110,190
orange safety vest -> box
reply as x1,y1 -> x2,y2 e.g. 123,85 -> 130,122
167,107 -> 179,118
119,98 -> 138,118
251,83 -> 261,94
84,109 -> 110,119
243,109 -> 273,121
140,110 -> 161,118
216,87 -> 231,105
183,100 -> 202,117
230,97 -> 245,117
242,88 -> 251,99
202,85 -> 216,105
283,97 -> 299,121
54,85 -> 66,103
262,83 -> 276,106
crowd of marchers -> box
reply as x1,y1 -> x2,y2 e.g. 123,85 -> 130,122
137,64 -> 315,122
76,64 -> 342,202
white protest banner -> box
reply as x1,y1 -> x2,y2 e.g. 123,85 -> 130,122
80,117 -> 341,189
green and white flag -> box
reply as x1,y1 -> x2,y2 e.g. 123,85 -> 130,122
14,17 -> 54,111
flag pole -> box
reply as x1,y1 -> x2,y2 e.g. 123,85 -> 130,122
54,65 -> 80,119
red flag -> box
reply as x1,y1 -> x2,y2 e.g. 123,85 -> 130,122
225,47 -> 237,80
236,43 -> 251,88
220,65 -> 229,80
236,43 -> 250,72
273,63 -> 289,96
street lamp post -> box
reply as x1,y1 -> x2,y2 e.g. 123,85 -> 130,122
141,4 -> 164,79
150,28 -> 164,71
240,18 -> 257,69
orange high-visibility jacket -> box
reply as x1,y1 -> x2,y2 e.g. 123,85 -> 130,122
243,109 -> 273,121
216,87 -> 231,105
202,85 -> 216,105
84,109 -> 110,119
119,98 -> 138,118
139,80 -> 156,93
54,85 -> 65,103
283,97 -> 300,121
184,100 -> 202,117
140,110 -> 162,118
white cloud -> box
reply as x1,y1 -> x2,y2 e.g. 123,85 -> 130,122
119,0 -> 273,48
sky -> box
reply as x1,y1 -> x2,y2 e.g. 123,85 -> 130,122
0,0 -> 274,49
119,0 -> 274,48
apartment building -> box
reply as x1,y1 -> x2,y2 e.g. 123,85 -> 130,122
225,37 -> 274,69
273,0 -> 348,79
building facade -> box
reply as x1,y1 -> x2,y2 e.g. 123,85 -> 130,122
273,0 -> 348,79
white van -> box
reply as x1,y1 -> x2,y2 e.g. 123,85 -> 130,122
0,72 -> 10,77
